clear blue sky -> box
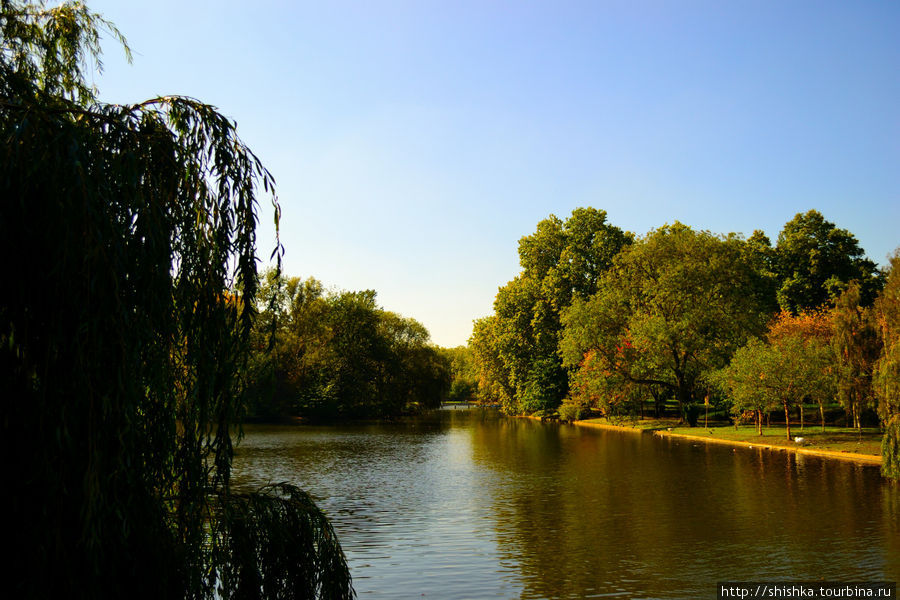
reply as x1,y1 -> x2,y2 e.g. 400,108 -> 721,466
89,0 -> 899,347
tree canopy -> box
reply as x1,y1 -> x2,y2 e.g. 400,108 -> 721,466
439,345 -> 479,403
470,207 -> 631,415
560,223 -> 771,424
246,270 -> 450,420
715,311 -> 835,439
774,210 -> 881,312
874,252 -> 900,479
474,208 -> 898,477
1,2 -> 353,597
831,283 -> 880,430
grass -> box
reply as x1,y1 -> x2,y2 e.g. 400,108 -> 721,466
576,413 -> 883,457
662,424 -> 883,456
579,416 -> 681,430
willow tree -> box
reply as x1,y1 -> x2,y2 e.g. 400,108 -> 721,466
874,251 -> 900,480
1,2 -> 353,598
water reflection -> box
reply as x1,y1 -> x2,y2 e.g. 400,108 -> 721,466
232,411 -> 899,599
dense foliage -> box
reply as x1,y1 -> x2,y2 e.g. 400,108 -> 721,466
831,283 -> 881,429
1,2 -> 352,597
470,208 -> 631,415
873,253 -> 900,479
245,270 -> 451,420
773,210 -> 881,312
560,223 -> 771,425
471,208 -> 897,478
715,313 -> 835,439
439,345 -> 479,402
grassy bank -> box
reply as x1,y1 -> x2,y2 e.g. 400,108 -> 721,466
578,417 -> 678,431
663,424 -> 882,456
575,418 -> 883,464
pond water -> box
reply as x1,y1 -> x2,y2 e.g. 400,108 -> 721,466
232,409 -> 900,599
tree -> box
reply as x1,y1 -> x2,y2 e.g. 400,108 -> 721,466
716,309 -> 835,439
246,271 -> 331,418
718,333 -> 833,440
774,210 -> 881,312
479,207 -> 631,414
740,229 -> 781,315
315,290 -> 387,417
567,348 -> 644,421
830,283 -> 880,430
765,309 -> 835,431
873,251 -> 900,480
560,224 -> 771,425
492,274 -> 566,414
469,315 -> 516,411
439,345 -> 479,402
1,2 -> 353,597
378,310 -> 451,413
246,270 -> 449,419
713,338 -> 780,435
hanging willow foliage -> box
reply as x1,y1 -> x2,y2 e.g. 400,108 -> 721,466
1,1 -> 353,597
883,416 -> 900,482
218,484 -> 355,600
874,253 -> 900,481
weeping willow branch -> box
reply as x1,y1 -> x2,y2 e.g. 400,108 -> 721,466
883,416 -> 900,481
217,484 -> 354,600
2,2 -> 350,598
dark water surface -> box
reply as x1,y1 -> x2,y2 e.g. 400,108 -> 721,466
232,410 -> 900,599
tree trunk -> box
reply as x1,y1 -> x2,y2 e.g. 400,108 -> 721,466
799,403 -> 804,431
675,377 -> 690,425
819,401 -> 825,432
784,401 -> 792,440
757,409 -> 763,436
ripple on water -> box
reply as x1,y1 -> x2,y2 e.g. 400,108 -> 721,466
232,413 -> 898,599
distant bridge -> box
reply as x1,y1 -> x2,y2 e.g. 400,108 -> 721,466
439,401 -> 499,409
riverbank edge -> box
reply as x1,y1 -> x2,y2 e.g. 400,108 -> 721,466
569,419 -> 883,466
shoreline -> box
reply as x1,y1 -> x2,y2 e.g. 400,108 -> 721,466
570,419 -> 882,466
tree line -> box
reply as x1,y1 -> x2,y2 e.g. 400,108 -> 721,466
468,207 -> 899,479
244,270 -> 451,420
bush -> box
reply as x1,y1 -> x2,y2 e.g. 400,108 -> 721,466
559,400 -> 587,423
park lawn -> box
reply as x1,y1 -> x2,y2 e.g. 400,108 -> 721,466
579,416 -> 683,430
575,415 -> 883,457
663,424 -> 883,456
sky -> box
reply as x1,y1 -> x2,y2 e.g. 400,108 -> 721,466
88,0 -> 899,347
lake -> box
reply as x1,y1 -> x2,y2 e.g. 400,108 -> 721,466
232,409 -> 900,599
